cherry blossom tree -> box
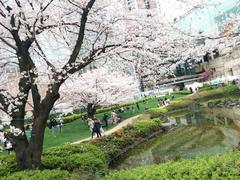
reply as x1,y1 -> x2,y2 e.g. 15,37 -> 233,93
0,0 -> 129,169
59,68 -> 139,118
0,0 -> 239,170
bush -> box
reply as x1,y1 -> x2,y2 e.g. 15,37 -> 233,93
92,119 -> 162,160
208,99 -> 222,108
61,114 -> 81,124
0,155 -> 17,177
104,151 -> 240,179
145,108 -> 168,119
172,90 -> 191,95
196,85 -> 240,101
166,99 -> 192,111
2,169 -> 72,180
42,143 -> 108,177
124,119 -> 162,137
167,85 -> 240,111
0,144 -> 108,179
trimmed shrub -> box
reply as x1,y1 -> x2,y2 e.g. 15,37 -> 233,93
104,151 -> 240,179
167,85 -> 240,111
42,143 -> 108,177
2,169 -> 72,180
61,114 -> 81,124
208,99 -> 223,108
124,119 -> 162,137
145,108 -> 168,119
92,119 -> 162,160
0,144 -> 108,179
166,99 -> 192,111
172,90 -> 191,95
0,155 -> 17,177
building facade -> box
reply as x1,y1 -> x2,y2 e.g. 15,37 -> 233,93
125,0 -> 159,16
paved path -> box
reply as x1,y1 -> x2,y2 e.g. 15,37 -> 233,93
72,115 -> 142,144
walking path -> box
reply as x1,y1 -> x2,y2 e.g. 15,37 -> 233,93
72,94 -> 190,144
72,114 -> 143,144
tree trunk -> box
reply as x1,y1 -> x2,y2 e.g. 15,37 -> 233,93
87,103 -> 96,119
14,114 -> 47,169
12,97 -> 55,170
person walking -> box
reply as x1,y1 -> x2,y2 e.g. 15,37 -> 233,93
102,113 -> 109,128
49,117 -> 57,137
136,102 -> 140,110
92,118 -> 102,138
57,116 -> 64,133
87,118 -> 94,132
5,140 -> 13,155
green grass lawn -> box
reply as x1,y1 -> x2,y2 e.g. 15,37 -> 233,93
42,92 -> 189,149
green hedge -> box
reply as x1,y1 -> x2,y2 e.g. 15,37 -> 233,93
172,90 -> 191,95
0,155 -> 17,177
104,151 -> 240,179
208,99 -> 223,108
145,108 -> 168,119
1,118 -> 162,179
2,169 -> 72,180
0,143 -> 108,179
42,143 -> 108,177
124,119 -> 162,137
92,119 -> 162,160
166,85 -> 240,111
61,114 -> 82,124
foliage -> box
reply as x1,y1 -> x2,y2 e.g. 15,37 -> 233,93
167,85 -> 240,111
208,99 -> 223,108
166,99 -> 193,111
0,144 -> 108,179
0,155 -> 17,177
2,169 -> 72,180
92,119 -> 162,160
60,68 -> 139,111
61,114 -> 82,124
195,85 -> 240,101
207,98 -> 240,108
124,119 -> 162,137
104,151 -> 240,179
42,143 -> 108,177
145,108 -> 168,119
172,90 -> 191,95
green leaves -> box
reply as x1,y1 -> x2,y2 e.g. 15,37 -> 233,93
104,152 -> 240,179
2,170 -> 72,180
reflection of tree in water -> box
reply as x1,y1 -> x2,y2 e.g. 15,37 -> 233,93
151,126 -> 224,163
116,107 -> 240,169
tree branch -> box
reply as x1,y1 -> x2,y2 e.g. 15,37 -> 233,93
67,0 -> 96,65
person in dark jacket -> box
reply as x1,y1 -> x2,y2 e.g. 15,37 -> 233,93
102,113 -> 109,128
92,118 -> 102,138
49,117 -> 57,137
136,102 -> 140,110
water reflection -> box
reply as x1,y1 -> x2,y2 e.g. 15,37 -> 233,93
114,106 -> 240,170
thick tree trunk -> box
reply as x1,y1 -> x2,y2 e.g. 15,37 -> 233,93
87,103 -> 96,119
13,96 -> 56,170
14,114 -> 47,169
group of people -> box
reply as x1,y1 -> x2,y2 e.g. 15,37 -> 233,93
87,117 -> 103,138
157,97 -> 172,107
49,116 -> 64,137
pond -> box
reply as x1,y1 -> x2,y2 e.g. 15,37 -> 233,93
113,104 -> 240,170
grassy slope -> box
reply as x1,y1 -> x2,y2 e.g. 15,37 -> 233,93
43,92 -> 187,148
166,85 -> 240,111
